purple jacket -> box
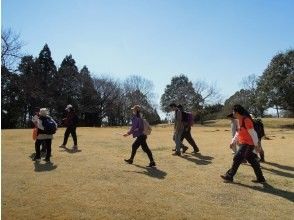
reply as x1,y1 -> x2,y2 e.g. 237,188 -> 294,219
128,116 -> 144,138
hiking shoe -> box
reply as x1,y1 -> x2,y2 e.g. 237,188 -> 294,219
147,161 -> 156,168
124,159 -> 133,164
220,175 -> 233,182
172,152 -> 181,156
72,145 -> 78,151
172,148 -> 176,151
251,178 -> 266,183
32,156 -> 41,161
44,158 -> 51,163
192,150 -> 199,154
182,146 -> 188,153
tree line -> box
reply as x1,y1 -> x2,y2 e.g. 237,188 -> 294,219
1,29 -> 294,128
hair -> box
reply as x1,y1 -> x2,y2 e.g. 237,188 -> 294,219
135,110 -> 141,118
177,104 -> 183,111
169,103 -> 177,108
233,104 -> 252,120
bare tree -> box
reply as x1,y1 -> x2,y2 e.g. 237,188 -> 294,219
1,28 -> 24,70
241,74 -> 258,90
193,80 -> 222,106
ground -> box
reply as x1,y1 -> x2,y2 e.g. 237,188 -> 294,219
2,119 -> 294,219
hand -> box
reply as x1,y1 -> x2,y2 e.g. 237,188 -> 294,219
229,143 -> 234,149
255,145 -> 261,153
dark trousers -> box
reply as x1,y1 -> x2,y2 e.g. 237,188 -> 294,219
181,126 -> 199,151
130,135 -> 154,162
35,139 -> 52,159
63,126 -> 77,146
226,144 -> 265,181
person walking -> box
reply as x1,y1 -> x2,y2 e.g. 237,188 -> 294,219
169,103 -> 185,156
32,108 -> 57,163
59,104 -> 79,151
32,107 -> 46,155
178,104 -> 200,154
123,105 -> 156,167
221,104 -> 266,183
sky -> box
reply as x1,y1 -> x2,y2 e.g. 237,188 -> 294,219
2,0 -> 294,112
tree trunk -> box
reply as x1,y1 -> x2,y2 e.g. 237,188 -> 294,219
276,105 -> 280,118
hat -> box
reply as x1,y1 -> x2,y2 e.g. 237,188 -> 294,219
131,105 -> 141,111
39,108 -> 49,117
65,104 -> 73,110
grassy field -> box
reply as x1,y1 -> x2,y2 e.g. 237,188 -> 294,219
2,119 -> 294,220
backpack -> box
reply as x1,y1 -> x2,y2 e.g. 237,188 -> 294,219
142,119 -> 152,135
41,117 -> 57,134
241,117 -> 265,139
181,111 -> 194,126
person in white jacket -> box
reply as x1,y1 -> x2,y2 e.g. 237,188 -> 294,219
221,104 -> 265,183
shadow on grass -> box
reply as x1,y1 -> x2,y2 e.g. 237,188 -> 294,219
261,166 -> 294,179
233,182 -> 294,203
59,146 -> 82,154
34,161 -> 57,172
181,153 -> 214,165
263,161 -> 294,172
124,164 -> 167,180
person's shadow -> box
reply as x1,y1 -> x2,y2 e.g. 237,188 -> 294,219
233,182 -> 294,203
34,161 -> 58,172
59,146 -> 82,154
263,161 -> 294,172
124,164 -> 167,180
181,153 -> 214,165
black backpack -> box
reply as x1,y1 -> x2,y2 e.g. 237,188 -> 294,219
181,111 -> 194,126
241,117 -> 265,139
41,117 -> 57,134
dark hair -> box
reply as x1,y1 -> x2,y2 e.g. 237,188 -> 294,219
169,103 -> 177,108
135,110 -> 141,118
233,104 -> 252,119
177,104 -> 183,111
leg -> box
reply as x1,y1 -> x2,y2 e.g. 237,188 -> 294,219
34,139 -> 42,160
175,129 -> 184,154
258,140 -> 265,162
70,126 -> 78,146
246,148 -> 265,182
184,126 -> 199,152
62,127 -> 71,146
140,135 -> 154,163
44,139 -> 52,161
127,137 -> 141,161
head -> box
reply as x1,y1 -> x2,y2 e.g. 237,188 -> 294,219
131,105 -> 141,117
65,104 -> 73,112
169,103 -> 178,111
232,104 -> 251,119
177,104 -> 184,111
39,108 -> 49,117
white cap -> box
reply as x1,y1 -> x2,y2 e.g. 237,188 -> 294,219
39,108 -> 49,116
65,104 -> 73,110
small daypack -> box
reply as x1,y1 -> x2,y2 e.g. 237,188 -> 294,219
143,118 -> 152,135
181,111 -> 194,126
241,117 -> 265,138
41,117 -> 57,134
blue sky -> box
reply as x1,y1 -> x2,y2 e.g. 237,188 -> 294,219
2,0 -> 294,109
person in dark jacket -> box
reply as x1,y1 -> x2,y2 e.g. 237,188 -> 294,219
59,104 -> 79,151
123,105 -> 156,167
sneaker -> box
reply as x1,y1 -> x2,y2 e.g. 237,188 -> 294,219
59,145 -> 65,148
72,145 -> 78,151
220,175 -> 233,182
251,178 -> 266,183
32,156 -> 41,161
259,158 -> 265,163
172,148 -> 176,151
44,158 -> 51,163
147,161 -> 156,168
124,159 -> 133,164
182,146 -> 188,153
172,152 -> 181,156
192,150 -> 199,154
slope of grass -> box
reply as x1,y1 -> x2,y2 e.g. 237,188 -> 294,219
2,123 -> 294,219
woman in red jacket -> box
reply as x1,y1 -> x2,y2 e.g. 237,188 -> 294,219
221,104 -> 265,183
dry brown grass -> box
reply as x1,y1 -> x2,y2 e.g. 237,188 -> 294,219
2,122 -> 294,220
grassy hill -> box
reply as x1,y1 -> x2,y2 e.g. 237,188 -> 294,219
2,120 -> 294,219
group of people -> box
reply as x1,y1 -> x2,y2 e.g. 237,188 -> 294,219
31,102 -> 266,183
32,104 -> 79,162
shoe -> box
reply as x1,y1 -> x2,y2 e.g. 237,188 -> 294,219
32,156 -> 41,161
192,150 -> 199,154
220,175 -> 233,182
182,146 -> 188,153
259,158 -> 265,163
252,179 -> 266,183
172,148 -> 176,151
72,145 -> 78,151
59,145 -> 65,148
172,152 -> 181,156
147,161 -> 156,167
44,158 -> 51,163
124,159 -> 133,164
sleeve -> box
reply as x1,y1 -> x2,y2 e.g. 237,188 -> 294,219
248,129 -> 259,146
127,117 -> 137,135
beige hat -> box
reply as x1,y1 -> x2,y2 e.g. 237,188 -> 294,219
39,108 -> 49,117
131,105 -> 141,111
